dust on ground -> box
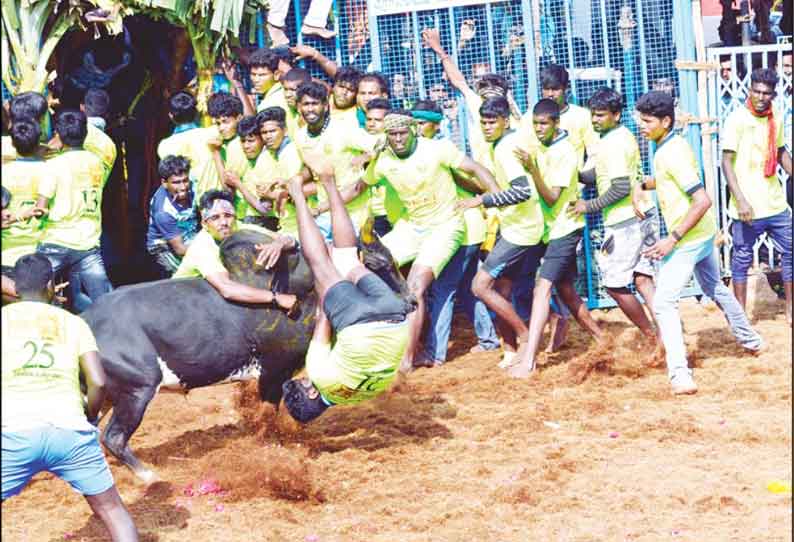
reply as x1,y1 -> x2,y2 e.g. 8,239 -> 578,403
2,274 -> 791,541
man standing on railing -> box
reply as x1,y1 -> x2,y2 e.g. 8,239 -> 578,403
721,68 -> 793,325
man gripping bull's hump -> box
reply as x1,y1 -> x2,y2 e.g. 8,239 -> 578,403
173,188 -> 298,310
280,155 -> 416,424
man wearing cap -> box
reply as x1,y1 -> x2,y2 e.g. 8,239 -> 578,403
365,110 -> 499,370
280,157 -> 415,424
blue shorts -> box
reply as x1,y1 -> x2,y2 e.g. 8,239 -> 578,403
2,426 -> 115,500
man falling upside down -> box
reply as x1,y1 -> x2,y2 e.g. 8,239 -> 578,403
280,156 -> 415,424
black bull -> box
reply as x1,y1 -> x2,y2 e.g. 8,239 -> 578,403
82,227 -> 409,481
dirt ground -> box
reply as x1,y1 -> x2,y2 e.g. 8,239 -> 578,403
2,273 -> 791,542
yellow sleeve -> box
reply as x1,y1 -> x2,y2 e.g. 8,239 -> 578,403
72,316 -> 99,356
37,164 -> 57,199
439,139 -> 467,170
344,127 -> 379,153
604,134 -> 635,180
720,110 -> 740,153
363,154 -> 385,186
281,144 -> 303,178
664,141 -> 702,194
547,144 -> 578,189
496,139 -> 527,181
172,233 -> 225,278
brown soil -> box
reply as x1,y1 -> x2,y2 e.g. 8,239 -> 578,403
3,274 -> 791,541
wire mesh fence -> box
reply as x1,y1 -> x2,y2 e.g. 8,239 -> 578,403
705,43 -> 792,275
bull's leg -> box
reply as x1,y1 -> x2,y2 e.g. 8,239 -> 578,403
101,385 -> 158,483
258,363 -> 299,405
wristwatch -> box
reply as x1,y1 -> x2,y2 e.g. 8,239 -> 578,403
671,230 -> 682,242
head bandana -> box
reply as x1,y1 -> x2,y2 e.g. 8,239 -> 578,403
201,198 -> 235,221
411,110 -> 444,124
478,86 -> 506,99
383,112 -> 415,132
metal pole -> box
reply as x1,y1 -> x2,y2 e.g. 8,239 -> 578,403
331,0 -> 342,65
522,0 -> 540,103
294,0 -> 303,46
256,10 -> 265,48
485,3 -> 497,73
740,0 -> 752,45
599,0 -> 612,87
368,0 -> 382,70
412,11 -> 426,98
635,0 -> 649,92
563,0 -> 577,99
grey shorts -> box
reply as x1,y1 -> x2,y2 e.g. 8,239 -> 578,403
595,209 -> 659,289
539,229 -> 582,283
323,273 -> 413,332
484,236 -> 534,280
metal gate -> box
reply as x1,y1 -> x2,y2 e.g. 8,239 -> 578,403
705,42 -> 792,275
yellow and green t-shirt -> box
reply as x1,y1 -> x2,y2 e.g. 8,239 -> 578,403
84,124 -> 117,171
458,186 -> 487,246
1,135 -> 15,163
653,133 -> 717,248
330,105 -> 360,131
172,223 -> 273,279
490,131 -> 545,246
2,301 -> 98,432
592,125 -> 648,227
307,320 -> 409,405
520,103 -> 597,167
257,83 -> 287,113
38,149 -> 108,251
366,137 -> 465,229
1,158 -> 48,266
247,140 -> 304,235
535,132 -> 584,241
294,116 -> 379,227
721,105 -> 787,220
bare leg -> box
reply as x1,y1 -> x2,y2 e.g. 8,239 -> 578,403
472,271 -> 527,352
323,176 -> 357,250
287,178 -> 343,297
84,486 -> 139,542
401,265 -> 434,372
733,280 -> 748,311
510,278 -> 554,378
785,281 -> 793,326
556,280 -> 605,341
606,286 -> 656,338
634,273 -> 659,335
545,311 -> 569,353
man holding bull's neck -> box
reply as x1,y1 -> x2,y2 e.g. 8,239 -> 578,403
280,155 -> 414,424
172,189 -> 297,309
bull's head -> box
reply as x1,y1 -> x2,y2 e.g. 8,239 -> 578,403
220,230 -> 315,298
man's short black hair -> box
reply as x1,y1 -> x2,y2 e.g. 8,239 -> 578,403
10,119 -> 41,155
14,253 -> 53,295
248,48 -> 280,71
54,109 -> 88,147
281,67 -> 312,85
207,92 -> 243,118
282,379 -> 329,423
169,91 -> 198,124
540,64 -> 570,90
474,73 -> 509,95
533,98 -> 561,120
237,115 -> 261,138
270,46 -> 295,68
2,185 -> 11,209
588,87 -> 624,113
412,99 -> 441,115
359,72 -> 390,98
9,91 -> 47,122
83,88 -> 110,118
296,81 -> 328,103
334,66 -> 362,88
199,189 -> 235,213
479,96 -> 511,119
158,155 -> 191,180
635,90 -> 675,125
366,98 -> 392,113
750,67 -> 779,89
257,106 -> 286,128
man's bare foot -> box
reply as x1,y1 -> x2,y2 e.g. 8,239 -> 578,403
301,24 -> 337,40
399,357 -> 414,374
507,358 -> 535,378
267,23 -> 289,47
545,315 -> 569,353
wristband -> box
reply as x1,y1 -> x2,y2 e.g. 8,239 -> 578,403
641,180 -> 650,191
671,231 -> 682,242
